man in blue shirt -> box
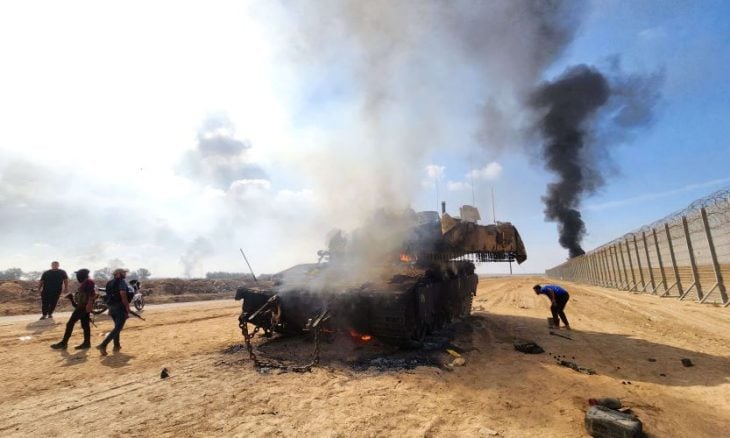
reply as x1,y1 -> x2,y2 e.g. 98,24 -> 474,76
533,284 -> 571,329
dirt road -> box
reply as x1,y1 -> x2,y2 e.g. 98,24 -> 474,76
1,276 -> 728,437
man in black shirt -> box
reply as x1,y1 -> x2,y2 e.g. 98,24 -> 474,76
38,261 -> 68,320
97,268 -> 130,356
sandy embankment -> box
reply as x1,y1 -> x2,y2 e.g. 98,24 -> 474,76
1,276 -> 729,437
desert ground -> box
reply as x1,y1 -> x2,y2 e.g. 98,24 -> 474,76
1,276 -> 729,437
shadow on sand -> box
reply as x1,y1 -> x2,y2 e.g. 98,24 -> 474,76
234,312 -> 730,388
100,352 -> 135,368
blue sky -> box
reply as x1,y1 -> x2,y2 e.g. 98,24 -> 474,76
0,1 -> 728,277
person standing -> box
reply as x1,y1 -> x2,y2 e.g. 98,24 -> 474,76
533,284 -> 571,329
97,268 -> 130,356
38,261 -> 68,320
51,269 -> 95,350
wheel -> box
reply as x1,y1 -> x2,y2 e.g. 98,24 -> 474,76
134,296 -> 144,311
92,301 -> 108,315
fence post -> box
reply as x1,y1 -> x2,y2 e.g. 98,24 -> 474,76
598,249 -> 608,287
699,207 -> 728,305
601,250 -> 611,287
606,248 -> 618,288
652,228 -> 668,295
642,231 -> 657,294
625,240 -> 637,291
618,242 -> 630,290
614,244 -> 627,290
663,223 -> 683,297
679,215 -> 704,302
632,235 -> 647,292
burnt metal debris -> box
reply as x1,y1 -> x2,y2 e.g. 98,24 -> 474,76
236,205 -> 527,371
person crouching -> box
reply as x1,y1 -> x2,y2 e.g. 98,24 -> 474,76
50,269 -> 95,350
533,284 -> 571,330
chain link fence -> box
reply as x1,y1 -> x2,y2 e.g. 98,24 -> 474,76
546,188 -> 730,307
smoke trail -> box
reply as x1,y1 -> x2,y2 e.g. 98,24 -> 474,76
530,65 -> 610,257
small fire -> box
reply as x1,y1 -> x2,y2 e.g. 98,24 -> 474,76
400,253 -> 414,263
348,328 -> 373,343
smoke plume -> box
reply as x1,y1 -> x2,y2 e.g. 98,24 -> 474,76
528,60 -> 663,257
530,65 -> 610,257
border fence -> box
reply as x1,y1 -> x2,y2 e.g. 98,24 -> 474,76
546,188 -> 730,307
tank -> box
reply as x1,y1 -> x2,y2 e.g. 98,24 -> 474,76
236,205 -> 527,344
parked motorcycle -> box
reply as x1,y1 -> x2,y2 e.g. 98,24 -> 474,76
93,280 -> 145,315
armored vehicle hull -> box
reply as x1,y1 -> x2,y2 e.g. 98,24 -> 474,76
237,260 -> 477,343
237,205 -> 526,347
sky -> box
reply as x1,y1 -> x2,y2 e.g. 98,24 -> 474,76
1,0 -> 729,278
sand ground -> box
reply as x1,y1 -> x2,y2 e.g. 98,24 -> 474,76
1,276 -> 729,437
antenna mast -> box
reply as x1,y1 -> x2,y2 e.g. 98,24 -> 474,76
491,187 -> 497,224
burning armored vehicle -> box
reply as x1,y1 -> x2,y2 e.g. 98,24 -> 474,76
236,204 -> 526,364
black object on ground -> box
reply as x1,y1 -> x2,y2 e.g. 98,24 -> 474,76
549,330 -> 573,340
160,367 -> 170,379
647,358 -> 656,362
559,359 -> 596,375
681,358 -> 694,367
513,340 -> 544,354
585,405 -> 643,438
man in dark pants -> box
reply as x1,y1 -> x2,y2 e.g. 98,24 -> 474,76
97,268 -> 130,356
51,269 -> 96,350
533,284 -> 571,329
38,261 -> 68,320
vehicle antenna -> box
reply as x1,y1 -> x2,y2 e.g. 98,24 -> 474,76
239,248 -> 258,283
491,187 -> 497,224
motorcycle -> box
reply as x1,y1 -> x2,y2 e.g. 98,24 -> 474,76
93,280 -> 145,315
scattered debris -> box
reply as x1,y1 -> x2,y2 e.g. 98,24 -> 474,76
549,331 -> 573,340
446,349 -> 462,358
647,358 -> 656,362
588,397 -> 622,410
451,357 -> 466,367
621,381 -> 632,385
352,357 -> 438,371
18,336 -> 32,341
558,359 -> 596,375
160,368 -> 170,379
513,340 -> 544,354
681,358 -> 694,367
659,373 -> 667,377
585,405 -> 642,438
222,344 -> 246,354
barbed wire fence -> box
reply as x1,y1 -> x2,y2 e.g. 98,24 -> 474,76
546,188 -> 730,307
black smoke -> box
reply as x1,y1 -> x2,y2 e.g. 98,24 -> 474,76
530,65 -> 610,258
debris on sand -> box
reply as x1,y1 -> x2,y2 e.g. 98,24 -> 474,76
549,331 -> 573,340
160,368 -> 170,379
588,397 -> 622,410
681,358 -> 694,367
222,344 -> 246,354
585,405 -> 643,438
558,359 -> 596,375
513,340 -> 544,354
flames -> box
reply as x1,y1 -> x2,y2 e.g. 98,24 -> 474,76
348,328 -> 372,343
399,252 -> 415,263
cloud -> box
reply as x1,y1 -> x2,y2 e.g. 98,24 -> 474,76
447,181 -> 472,192
467,162 -> 503,181
424,164 -> 445,180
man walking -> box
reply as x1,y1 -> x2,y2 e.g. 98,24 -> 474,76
533,284 -> 571,329
38,261 -> 68,320
51,269 -> 95,350
97,268 -> 130,356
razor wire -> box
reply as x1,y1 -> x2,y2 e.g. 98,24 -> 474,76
546,188 -> 730,307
